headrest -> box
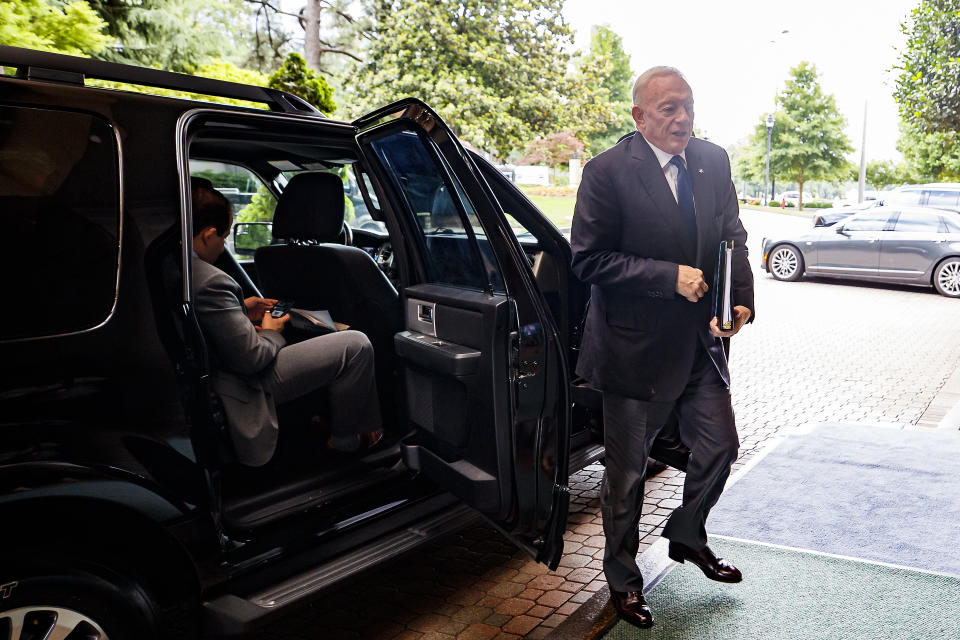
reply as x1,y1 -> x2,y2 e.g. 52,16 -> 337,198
272,172 -> 344,243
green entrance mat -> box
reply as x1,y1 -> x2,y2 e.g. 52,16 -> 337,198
604,537 -> 960,640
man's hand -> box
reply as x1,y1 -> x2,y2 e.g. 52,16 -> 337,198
260,311 -> 289,333
676,265 -> 708,302
244,296 -> 278,324
710,305 -> 751,338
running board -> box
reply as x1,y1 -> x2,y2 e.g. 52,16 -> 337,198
202,502 -> 480,635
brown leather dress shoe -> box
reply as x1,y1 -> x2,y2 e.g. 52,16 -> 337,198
609,589 -> 654,629
668,541 -> 743,583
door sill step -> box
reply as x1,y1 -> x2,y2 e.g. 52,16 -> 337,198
202,502 -> 480,635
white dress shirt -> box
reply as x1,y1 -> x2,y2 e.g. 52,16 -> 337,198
639,134 -> 687,204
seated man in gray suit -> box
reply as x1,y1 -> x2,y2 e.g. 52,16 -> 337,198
191,181 -> 382,467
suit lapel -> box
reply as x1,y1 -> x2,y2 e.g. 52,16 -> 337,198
686,141 -> 715,267
629,135 -> 694,265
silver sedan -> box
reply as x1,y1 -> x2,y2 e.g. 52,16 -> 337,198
761,206 -> 960,297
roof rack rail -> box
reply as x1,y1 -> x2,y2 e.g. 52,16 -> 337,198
0,46 -> 320,115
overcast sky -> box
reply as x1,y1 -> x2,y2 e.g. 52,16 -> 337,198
563,0 -> 916,162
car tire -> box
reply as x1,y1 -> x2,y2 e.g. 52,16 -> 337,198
0,560 -> 161,640
768,244 -> 804,281
933,258 -> 960,297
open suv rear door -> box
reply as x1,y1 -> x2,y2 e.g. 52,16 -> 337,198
356,100 -> 570,568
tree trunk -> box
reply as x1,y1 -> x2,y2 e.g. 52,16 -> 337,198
302,0 -> 322,71
797,178 -> 805,211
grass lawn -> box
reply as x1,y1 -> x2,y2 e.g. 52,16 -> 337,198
520,192 -> 576,229
512,194 -> 819,230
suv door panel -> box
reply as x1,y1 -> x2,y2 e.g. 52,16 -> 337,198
356,100 -> 569,566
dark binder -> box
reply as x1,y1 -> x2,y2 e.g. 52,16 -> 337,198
714,241 -> 734,331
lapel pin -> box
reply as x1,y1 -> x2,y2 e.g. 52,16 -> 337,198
698,168 -> 704,174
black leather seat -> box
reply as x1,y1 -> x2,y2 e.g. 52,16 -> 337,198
253,173 -> 402,412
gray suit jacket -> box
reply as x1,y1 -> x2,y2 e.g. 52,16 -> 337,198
193,258 -> 286,466
571,133 -> 755,402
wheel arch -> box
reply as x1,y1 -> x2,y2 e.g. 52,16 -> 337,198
0,495 -> 203,622
930,254 -> 960,283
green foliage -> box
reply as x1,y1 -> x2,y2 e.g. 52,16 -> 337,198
520,132 -> 585,169
865,159 -> 912,191
86,0 -> 246,72
237,184 -> 278,223
581,25 -> 635,153
741,63 -> 853,210
342,0 -> 618,159
0,0 -> 110,55
894,0 -> 960,135
268,53 -> 337,114
893,1 -> 960,179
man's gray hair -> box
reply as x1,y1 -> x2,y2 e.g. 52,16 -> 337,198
632,66 -> 686,107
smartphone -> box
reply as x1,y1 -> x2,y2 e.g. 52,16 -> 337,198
270,300 -> 293,318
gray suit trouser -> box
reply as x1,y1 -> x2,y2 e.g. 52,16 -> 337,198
601,343 -> 739,592
261,329 -> 381,449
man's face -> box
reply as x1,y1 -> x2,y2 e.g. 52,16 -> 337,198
632,74 -> 694,155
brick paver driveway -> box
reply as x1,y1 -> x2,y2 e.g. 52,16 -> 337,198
263,209 -> 960,639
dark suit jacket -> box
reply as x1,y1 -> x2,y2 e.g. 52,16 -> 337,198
571,133 -> 755,402
193,258 -> 286,466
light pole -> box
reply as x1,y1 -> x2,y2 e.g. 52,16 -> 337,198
764,114 -> 774,204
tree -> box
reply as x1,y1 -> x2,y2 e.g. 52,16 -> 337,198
520,132 -> 585,168
865,160 -> 912,192
741,63 -> 853,210
268,52 -> 337,114
894,0 -> 960,180
580,26 -> 634,154
242,0 -> 370,75
0,0 -> 110,55
341,0 -> 618,159
87,0 -> 247,72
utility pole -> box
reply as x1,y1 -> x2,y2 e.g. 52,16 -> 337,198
858,101 -> 868,203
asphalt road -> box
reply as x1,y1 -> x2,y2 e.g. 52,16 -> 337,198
262,209 -> 960,640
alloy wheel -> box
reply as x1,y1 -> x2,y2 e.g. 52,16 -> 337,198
1,606 -> 109,639
936,260 -> 960,297
770,246 -> 800,280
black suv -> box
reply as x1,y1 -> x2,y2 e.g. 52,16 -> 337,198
0,46 -> 687,638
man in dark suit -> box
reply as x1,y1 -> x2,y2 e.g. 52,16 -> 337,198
570,66 -> 755,628
191,182 -> 382,467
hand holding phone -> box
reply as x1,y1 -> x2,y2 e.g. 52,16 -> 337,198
270,300 -> 293,318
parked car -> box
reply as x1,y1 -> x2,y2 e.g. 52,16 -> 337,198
884,183 -> 960,212
762,205 -> 960,297
0,46 -> 689,638
813,200 -> 880,227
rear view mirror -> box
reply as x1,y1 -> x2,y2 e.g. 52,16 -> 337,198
233,221 -> 273,255
836,225 -> 848,235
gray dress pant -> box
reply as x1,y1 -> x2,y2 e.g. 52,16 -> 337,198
601,343 -> 739,592
261,329 -> 381,448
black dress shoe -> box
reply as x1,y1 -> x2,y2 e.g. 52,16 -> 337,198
609,588 -> 654,629
668,541 -> 743,583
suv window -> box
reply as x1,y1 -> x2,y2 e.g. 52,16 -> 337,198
927,190 -> 960,208
370,130 -> 505,291
0,106 -> 119,340
190,160 -> 277,257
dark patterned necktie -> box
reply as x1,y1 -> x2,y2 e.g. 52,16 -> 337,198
669,155 -> 697,250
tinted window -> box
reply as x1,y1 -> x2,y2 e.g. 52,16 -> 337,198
370,130 -> 504,291
893,211 -> 942,233
927,190 -> 960,209
0,106 -> 119,340
889,189 -> 923,206
843,210 -> 890,232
